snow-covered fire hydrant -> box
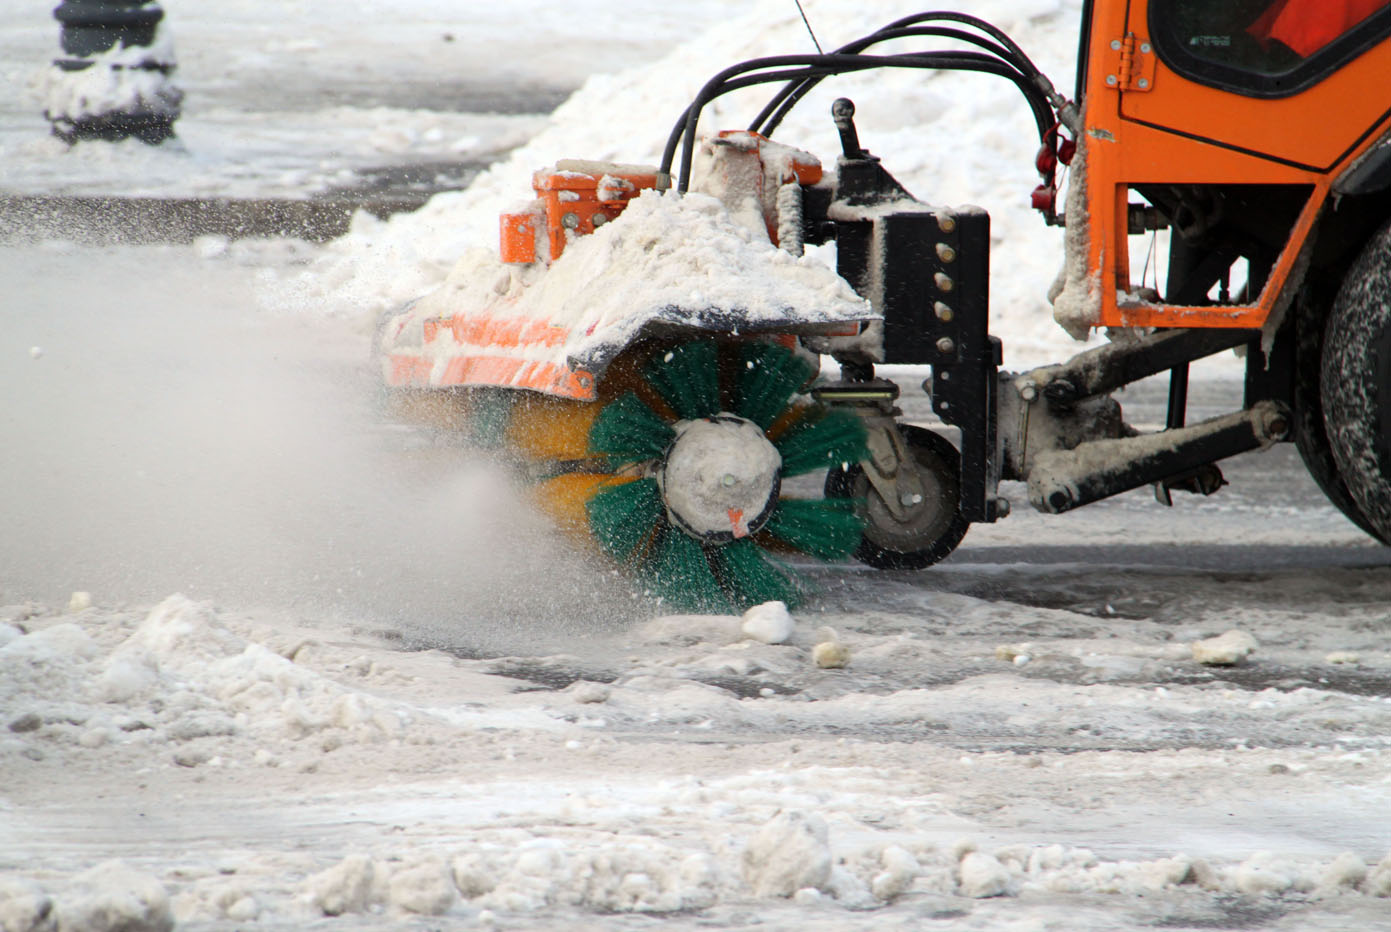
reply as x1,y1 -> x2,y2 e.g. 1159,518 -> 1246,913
46,0 -> 183,144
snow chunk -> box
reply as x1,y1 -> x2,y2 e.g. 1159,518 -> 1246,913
0,623 -> 22,649
56,861 -> 171,932
1318,852 -> 1368,892
812,640 -> 851,669
741,810 -> 832,897
450,852 -> 499,899
0,876 -> 53,932
388,859 -> 456,915
302,854 -> 378,916
95,652 -> 158,704
472,840 -> 719,913
1366,852 -> 1391,896
124,595 -> 242,661
1231,851 -> 1307,895
812,625 -> 850,669
741,601 -> 793,645
66,592 -> 92,613
566,680 -> 612,704
1191,630 -> 1258,666
870,845 -> 920,901
0,623 -> 98,708
959,851 -> 1012,898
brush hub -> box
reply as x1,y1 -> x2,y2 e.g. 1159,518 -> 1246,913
659,414 -> 781,542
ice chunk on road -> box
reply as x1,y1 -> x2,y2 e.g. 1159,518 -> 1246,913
741,601 -> 793,645
1191,630 -> 1258,666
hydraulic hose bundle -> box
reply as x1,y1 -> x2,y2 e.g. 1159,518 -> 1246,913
658,10 -> 1079,220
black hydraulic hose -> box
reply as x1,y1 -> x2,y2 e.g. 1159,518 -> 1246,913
675,54 -> 1045,192
662,52 -> 1049,192
876,10 -> 1047,83
880,10 -> 1080,131
751,27 -> 1024,136
869,11 -> 1077,130
665,53 -> 1025,191
753,27 -> 1053,141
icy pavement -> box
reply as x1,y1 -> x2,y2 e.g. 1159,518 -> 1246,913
4,243 -> 1391,931
4,1 -> 1391,928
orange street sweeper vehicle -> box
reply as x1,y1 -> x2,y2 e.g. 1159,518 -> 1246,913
377,1 -> 1391,610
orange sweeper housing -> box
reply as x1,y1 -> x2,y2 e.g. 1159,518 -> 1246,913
377,2 -> 1391,610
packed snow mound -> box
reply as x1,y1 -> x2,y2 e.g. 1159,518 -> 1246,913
0,595 -> 417,762
281,0 -> 1095,366
391,189 -> 872,373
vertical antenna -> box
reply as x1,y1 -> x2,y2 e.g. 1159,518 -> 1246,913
793,0 -> 824,53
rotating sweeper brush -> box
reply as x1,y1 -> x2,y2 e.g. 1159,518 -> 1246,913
548,339 -> 867,610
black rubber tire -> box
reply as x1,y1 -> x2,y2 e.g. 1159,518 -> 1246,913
1321,218 -> 1391,543
1293,286 -> 1389,543
824,424 -> 970,570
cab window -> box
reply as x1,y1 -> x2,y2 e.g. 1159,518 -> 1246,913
1149,0 -> 1391,96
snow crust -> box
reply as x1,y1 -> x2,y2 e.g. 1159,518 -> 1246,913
1048,135 -> 1100,340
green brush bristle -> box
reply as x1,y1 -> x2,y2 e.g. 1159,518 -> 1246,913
734,342 -> 814,430
764,497 -> 864,561
642,530 -> 730,612
710,539 -> 803,609
643,341 -> 720,420
774,408 -> 867,477
586,478 -> 663,561
588,393 -> 674,463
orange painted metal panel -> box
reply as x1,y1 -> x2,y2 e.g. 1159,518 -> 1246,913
1119,37 -> 1391,170
1077,0 -> 1391,331
384,352 -> 597,401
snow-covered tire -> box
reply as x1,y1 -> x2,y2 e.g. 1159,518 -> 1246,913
1293,287 -> 1387,542
1321,218 -> 1391,542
